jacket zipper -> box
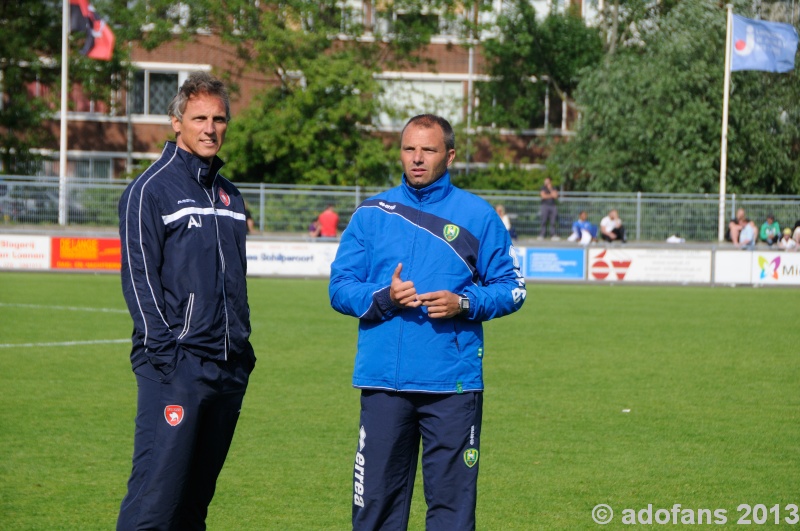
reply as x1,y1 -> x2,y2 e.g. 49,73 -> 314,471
204,176 -> 230,361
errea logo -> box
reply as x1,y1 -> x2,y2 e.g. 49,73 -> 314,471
379,201 -> 396,211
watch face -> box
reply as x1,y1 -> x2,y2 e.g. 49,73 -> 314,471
460,296 -> 470,311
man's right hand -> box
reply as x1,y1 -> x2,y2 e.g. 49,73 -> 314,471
390,263 -> 421,308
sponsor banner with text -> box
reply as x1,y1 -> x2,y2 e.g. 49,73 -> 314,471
246,241 -> 338,277
51,237 -> 122,270
588,248 -> 712,283
749,251 -> 800,285
0,235 -> 51,269
524,248 -> 585,280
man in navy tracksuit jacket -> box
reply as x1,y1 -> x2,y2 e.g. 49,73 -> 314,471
117,72 -> 255,530
329,114 -> 526,530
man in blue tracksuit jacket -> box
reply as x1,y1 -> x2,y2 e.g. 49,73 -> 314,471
329,114 -> 526,530
117,72 -> 255,530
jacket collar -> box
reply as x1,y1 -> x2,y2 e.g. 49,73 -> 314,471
401,171 -> 453,204
165,141 -> 225,188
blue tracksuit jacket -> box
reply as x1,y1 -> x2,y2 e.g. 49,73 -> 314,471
119,141 -> 253,375
329,172 -> 526,393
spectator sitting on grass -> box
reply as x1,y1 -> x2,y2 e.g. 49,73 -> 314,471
567,211 -> 596,245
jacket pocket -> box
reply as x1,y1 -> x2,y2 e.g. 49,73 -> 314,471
177,292 -> 195,341
135,346 -> 183,383
452,320 -> 462,353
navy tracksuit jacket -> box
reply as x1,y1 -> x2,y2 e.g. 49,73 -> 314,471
117,142 -> 255,531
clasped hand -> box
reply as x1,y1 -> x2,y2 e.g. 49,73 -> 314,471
389,263 -> 460,319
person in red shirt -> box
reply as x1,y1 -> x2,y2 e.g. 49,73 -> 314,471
318,204 -> 340,237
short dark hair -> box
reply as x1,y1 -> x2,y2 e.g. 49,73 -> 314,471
168,72 -> 230,123
401,114 -> 455,151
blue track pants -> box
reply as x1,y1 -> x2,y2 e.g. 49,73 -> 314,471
352,390 -> 483,531
116,351 -> 251,531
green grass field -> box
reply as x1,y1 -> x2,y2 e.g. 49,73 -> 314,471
1,272 -> 798,530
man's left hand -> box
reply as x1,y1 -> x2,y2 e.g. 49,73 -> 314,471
417,291 -> 460,319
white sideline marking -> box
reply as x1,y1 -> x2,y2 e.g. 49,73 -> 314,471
0,302 -> 128,314
0,339 -> 130,349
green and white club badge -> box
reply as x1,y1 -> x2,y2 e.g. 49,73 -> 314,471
443,224 -> 460,242
463,448 -> 479,468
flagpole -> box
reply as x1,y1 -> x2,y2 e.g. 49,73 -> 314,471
59,0 -> 69,226
718,4 -> 734,242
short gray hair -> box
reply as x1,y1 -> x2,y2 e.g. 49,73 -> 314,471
167,72 -> 230,122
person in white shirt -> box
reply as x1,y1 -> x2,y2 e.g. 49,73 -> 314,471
599,209 -> 626,243
738,219 -> 756,250
778,228 -> 797,251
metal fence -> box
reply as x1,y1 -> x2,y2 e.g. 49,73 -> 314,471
2,175 -> 799,242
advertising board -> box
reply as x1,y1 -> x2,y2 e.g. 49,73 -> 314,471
51,237 -> 122,270
246,241 -> 338,277
524,248 -> 585,280
0,235 -> 50,269
588,248 -> 712,283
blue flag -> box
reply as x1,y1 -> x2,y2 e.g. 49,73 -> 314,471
730,14 -> 798,72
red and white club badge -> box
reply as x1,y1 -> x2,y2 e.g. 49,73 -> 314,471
218,189 -> 230,206
164,405 -> 184,427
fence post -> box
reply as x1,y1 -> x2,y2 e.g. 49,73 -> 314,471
730,193 -> 736,221
636,191 -> 642,241
355,184 -> 361,209
258,183 -> 265,232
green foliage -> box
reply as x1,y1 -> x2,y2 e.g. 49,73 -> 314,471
222,53 -> 396,186
0,2 -> 126,174
477,0 -> 603,129
553,0 -> 800,194
477,0 -> 544,129
538,7 -> 605,94
452,165 -> 548,191
594,0 -> 681,56
2,274 -> 799,528
197,0 -> 476,185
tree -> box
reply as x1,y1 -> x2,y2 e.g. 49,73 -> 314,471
0,2 -> 124,174
214,1 -> 484,185
476,0 -> 603,130
4,1 -> 480,185
110,0 -> 481,186
552,0 -> 800,194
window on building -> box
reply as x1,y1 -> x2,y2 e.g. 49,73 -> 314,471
394,12 -> 440,34
375,77 -> 465,130
73,159 -> 112,179
38,159 -> 112,179
338,0 -> 365,33
131,71 -> 179,115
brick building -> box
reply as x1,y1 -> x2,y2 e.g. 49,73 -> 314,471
37,0 -> 587,180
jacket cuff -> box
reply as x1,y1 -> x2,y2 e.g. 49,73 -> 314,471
359,286 -> 396,320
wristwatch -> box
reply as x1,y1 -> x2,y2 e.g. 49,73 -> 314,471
458,294 -> 470,315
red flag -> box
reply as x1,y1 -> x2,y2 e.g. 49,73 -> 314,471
69,0 -> 115,61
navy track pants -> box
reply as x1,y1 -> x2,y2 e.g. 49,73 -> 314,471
352,390 -> 483,531
116,351 -> 251,531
